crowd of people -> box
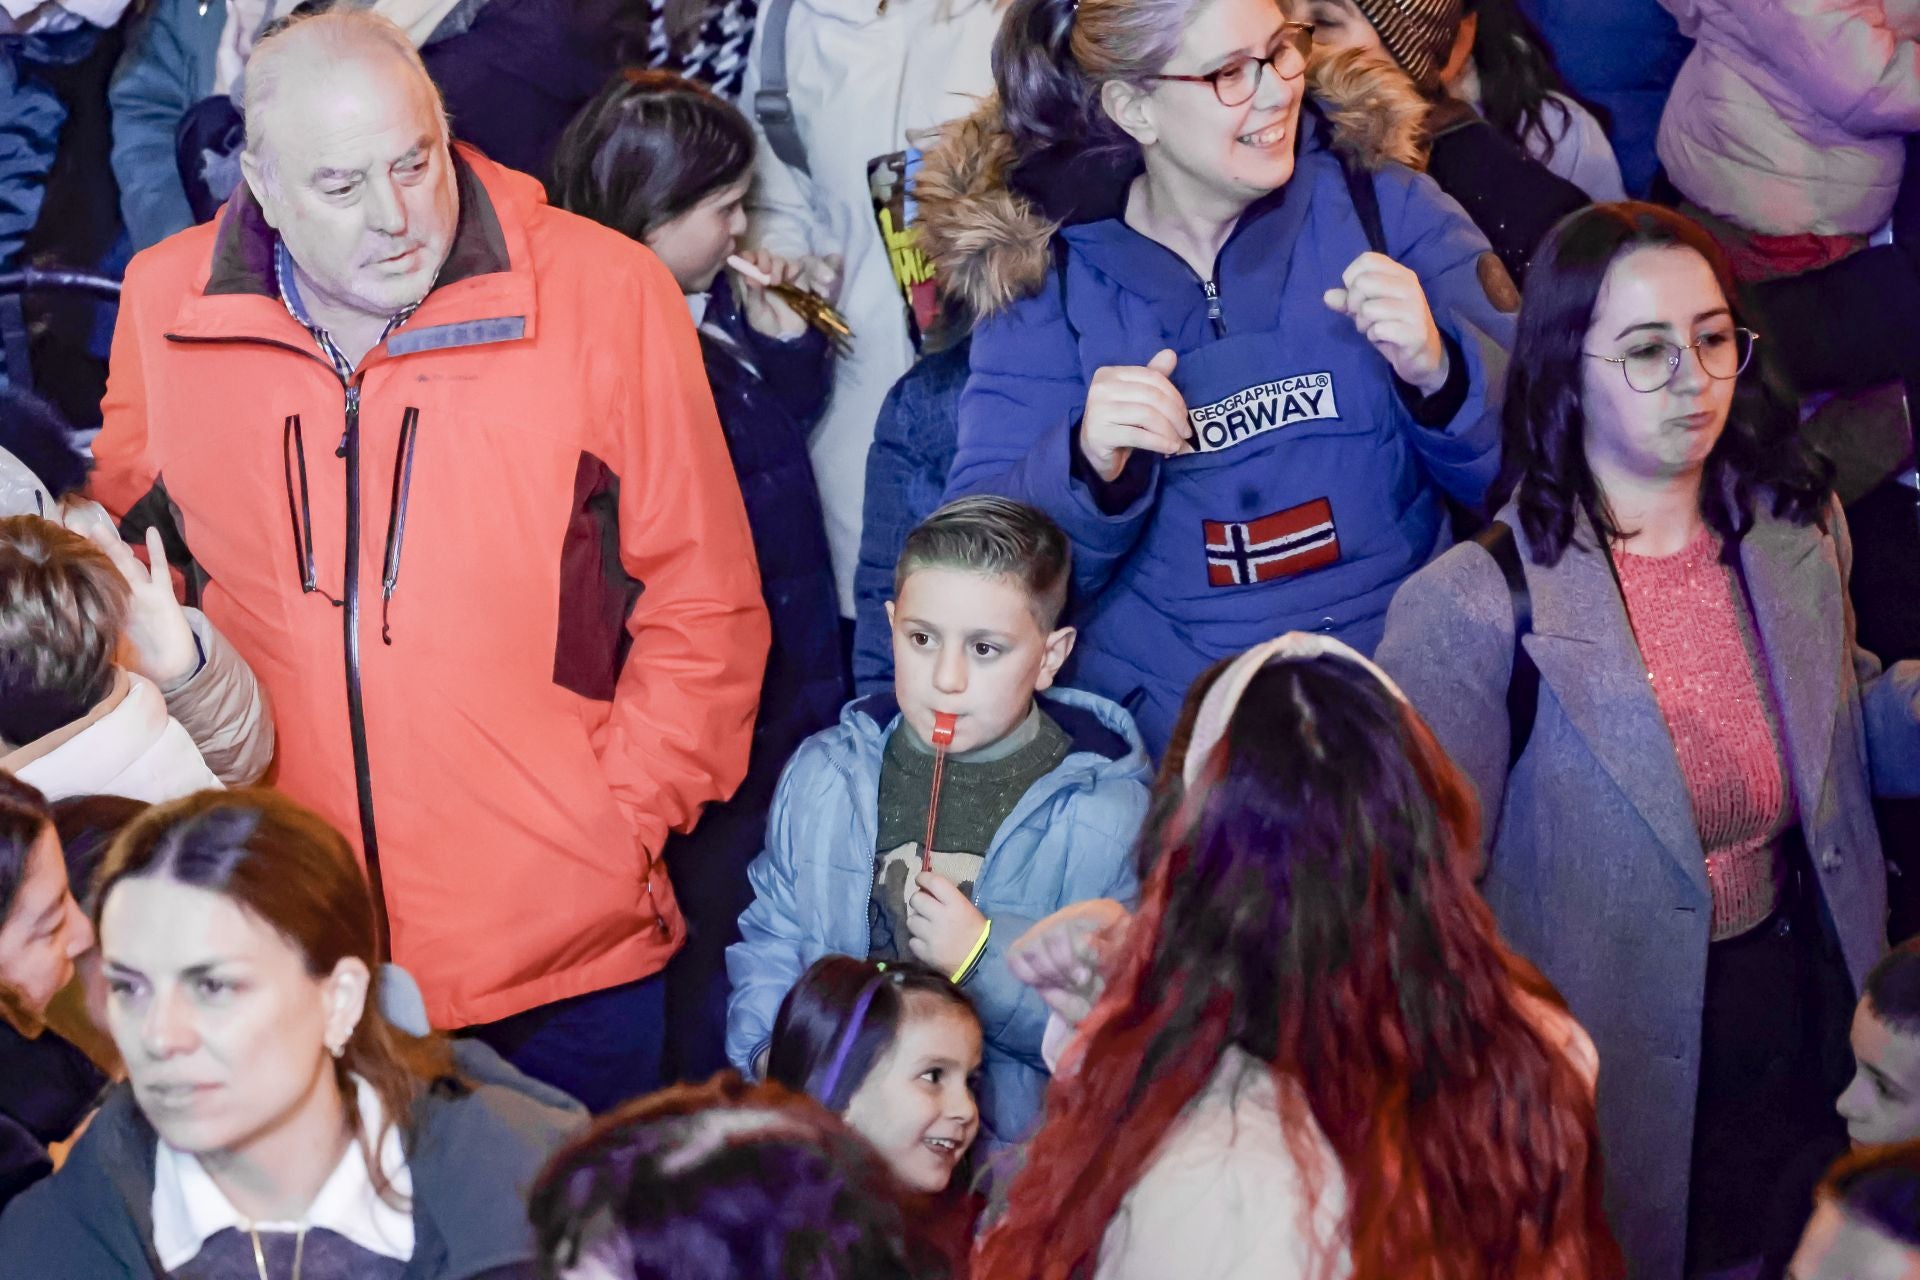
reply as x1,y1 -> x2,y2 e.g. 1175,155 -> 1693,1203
2,0 -> 1920,1276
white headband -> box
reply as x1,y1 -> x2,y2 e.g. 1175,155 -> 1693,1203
1179,632 -> 1409,789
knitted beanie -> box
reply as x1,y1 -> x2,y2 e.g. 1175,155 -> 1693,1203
1347,0 -> 1463,90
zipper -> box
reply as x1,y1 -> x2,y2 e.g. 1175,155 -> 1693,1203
1202,279 -> 1226,337
338,378 -> 392,957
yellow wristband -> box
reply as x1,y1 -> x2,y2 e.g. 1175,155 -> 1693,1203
951,920 -> 993,985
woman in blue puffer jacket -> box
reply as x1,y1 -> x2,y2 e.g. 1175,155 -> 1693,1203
916,0 -> 1517,755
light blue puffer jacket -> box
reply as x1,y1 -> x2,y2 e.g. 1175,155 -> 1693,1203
725,686 -> 1151,1146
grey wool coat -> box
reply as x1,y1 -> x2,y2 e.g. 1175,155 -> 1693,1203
1375,498 -> 1920,1280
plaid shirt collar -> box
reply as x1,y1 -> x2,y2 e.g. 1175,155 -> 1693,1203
274,238 -> 431,377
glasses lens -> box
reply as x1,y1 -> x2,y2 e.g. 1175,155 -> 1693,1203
1624,342 -> 1680,393
1213,57 -> 1260,106
1286,24 -> 1314,70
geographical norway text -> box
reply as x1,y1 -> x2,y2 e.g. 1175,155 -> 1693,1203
1186,372 -> 1338,453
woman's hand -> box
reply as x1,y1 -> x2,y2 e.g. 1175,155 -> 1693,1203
64,503 -> 199,690
1006,898 -> 1132,1028
733,250 -> 843,341
1078,349 -> 1192,483
1323,252 -> 1450,395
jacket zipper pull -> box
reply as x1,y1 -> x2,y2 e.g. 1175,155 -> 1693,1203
338,384 -> 360,458
1203,279 -> 1226,336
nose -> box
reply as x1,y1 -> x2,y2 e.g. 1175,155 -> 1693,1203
364,175 -> 408,237
63,895 -> 94,960
931,645 -> 969,696
728,205 -> 749,238
1836,1073 -> 1869,1122
140,986 -> 198,1060
1251,54 -> 1294,111
1668,342 -> 1709,395
949,1081 -> 978,1126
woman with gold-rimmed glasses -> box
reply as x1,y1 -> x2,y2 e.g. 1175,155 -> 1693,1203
1379,200 -> 1920,1279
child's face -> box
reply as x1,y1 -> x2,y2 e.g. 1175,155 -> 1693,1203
644,175 -> 751,295
842,996 -> 982,1193
887,568 -> 1075,755
1838,1001 -> 1920,1147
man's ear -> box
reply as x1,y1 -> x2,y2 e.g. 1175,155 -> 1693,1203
1101,79 -> 1158,148
1033,624 -> 1078,692
239,150 -> 281,229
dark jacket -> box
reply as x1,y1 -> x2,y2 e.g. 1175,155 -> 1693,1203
0,1028 -> 106,1218
851,337 -> 972,696
1375,499 -> 1920,1279
660,275 -> 846,1079
0,1039 -> 586,1278
916,51 -> 1514,754
1424,100 -> 1592,285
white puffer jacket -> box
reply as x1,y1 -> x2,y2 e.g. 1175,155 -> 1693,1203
1656,0 -> 1920,235
738,0 -> 1004,614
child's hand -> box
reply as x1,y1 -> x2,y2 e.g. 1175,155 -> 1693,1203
67,506 -> 199,689
906,870 -> 988,977
1007,899 -> 1131,1027
733,248 -> 810,341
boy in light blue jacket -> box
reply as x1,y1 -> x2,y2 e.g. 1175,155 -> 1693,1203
726,497 -> 1151,1146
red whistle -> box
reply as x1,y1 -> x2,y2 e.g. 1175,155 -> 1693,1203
930,712 -> 957,747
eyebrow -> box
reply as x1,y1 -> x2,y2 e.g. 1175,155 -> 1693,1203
309,137 -> 433,185
102,960 -> 233,981
897,616 -> 1017,642
1612,307 -> 1732,341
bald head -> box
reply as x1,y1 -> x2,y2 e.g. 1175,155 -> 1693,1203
237,9 -> 459,332
243,10 -> 447,177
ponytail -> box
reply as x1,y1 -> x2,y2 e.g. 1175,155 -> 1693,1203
993,0 -> 1100,153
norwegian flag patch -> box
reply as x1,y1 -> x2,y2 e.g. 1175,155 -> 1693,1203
1203,499 -> 1340,587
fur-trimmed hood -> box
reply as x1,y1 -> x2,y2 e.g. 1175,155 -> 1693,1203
915,47 -> 1429,321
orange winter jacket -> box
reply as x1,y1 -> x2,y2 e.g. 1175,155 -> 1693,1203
92,148 -> 771,1027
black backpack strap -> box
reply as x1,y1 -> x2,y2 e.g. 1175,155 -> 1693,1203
1472,520 -> 1539,770
1340,154 -> 1387,257
753,0 -> 808,175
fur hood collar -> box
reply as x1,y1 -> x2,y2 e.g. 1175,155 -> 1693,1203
915,47 -> 1428,321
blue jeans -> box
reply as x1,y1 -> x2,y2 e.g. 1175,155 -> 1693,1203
460,972 -> 666,1114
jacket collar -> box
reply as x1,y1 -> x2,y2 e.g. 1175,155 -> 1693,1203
168,146 -> 539,357
1503,500 -> 1837,898
842,686 -> 1146,769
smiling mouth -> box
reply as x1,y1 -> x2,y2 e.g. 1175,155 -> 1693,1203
1237,122 -> 1288,147
923,1136 -> 964,1157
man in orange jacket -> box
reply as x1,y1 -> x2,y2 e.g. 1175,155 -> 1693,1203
90,11 -> 771,1109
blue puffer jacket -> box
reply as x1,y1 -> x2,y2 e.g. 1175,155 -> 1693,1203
1518,0 -> 1691,197
851,337 -> 971,696
921,72 -> 1513,755
725,685 -> 1151,1146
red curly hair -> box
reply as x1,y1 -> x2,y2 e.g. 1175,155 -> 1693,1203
974,654 -> 1620,1279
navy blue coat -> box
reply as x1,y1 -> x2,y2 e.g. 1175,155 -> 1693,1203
851,338 -> 971,696
661,277 -> 846,1077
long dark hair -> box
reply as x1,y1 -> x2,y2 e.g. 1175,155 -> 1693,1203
95,790 -> 456,1202
528,1074 -> 949,1280
976,653 -> 1618,1278
1499,201 -> 1831,565
766,956 -> 978,1113
0,771 -> 52,927
1464,0 -> 1604,165
550,68 -> 756,241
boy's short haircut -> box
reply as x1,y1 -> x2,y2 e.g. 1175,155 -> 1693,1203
1866,938 -> 1920,1037
893,497 -> 1072,630
0,515 -> 130,745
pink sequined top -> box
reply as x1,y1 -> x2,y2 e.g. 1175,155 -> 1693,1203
1614,526 -> 1792,940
